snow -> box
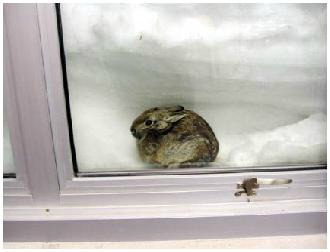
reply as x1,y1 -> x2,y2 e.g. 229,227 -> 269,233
60,4 -> 326,171
218,113 -> 326,167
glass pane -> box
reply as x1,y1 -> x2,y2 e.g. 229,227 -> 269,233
3,114 -> 15,174
60,4 -> 326,172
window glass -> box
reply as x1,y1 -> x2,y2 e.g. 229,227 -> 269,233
3,114 -> 15,175
60,4 -> 326,172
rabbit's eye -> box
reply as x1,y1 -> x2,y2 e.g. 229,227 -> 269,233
145,120 -> 153,126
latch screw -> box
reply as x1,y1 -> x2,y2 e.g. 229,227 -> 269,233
235,177 -> 259,197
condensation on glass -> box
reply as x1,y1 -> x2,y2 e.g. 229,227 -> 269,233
60,4 -> 326,172
4,113 -> 15,174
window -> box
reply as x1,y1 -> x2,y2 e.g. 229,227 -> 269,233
58,4 -> 326,174
3,3 -> 326,242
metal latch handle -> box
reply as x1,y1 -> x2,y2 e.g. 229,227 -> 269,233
257,178 -> 292,185
235,177 -> 292,197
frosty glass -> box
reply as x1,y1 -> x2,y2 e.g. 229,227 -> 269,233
60,4 -> 326,172
4,114 -> 15,174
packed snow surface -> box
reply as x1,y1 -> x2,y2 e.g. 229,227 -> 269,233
61,4 -> 326,171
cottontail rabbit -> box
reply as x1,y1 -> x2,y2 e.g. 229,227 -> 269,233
130,105 -> 219,168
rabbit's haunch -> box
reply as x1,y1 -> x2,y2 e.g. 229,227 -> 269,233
130,106 -> 219,168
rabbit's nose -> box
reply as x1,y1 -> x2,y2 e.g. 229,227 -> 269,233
131,128 -> 140,138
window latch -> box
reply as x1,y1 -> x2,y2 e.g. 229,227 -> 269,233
235,177 -> 292,197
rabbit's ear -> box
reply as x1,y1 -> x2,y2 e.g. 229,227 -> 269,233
165,114 -> 186,123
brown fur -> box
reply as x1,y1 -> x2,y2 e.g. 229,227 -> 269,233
130,106 -> 219,167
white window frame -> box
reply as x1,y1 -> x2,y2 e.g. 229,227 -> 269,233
3,3 -> 326,242
3,4 -> 60,207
